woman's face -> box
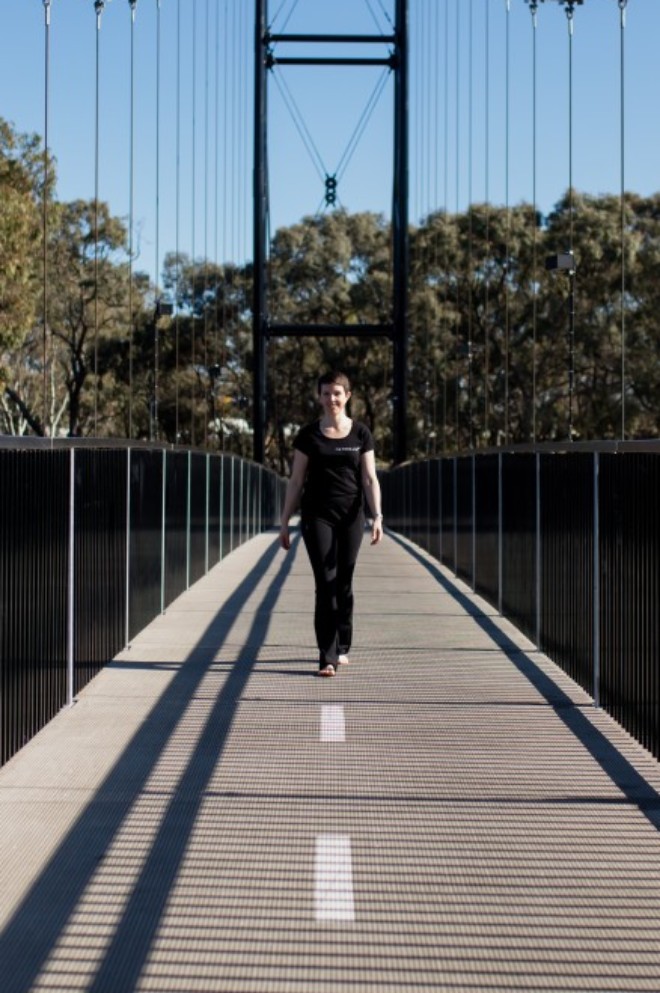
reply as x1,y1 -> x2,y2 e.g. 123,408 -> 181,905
318,382 -> 351,416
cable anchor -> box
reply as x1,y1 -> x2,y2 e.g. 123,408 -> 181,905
324,174 -> 338,207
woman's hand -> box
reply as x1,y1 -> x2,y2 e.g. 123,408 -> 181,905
279,450 -> 308,553
361,450 -> 383,547
370,516 -> 383,545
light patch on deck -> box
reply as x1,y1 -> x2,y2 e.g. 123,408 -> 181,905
320,704 -> 345,742
315,834 -> 355,922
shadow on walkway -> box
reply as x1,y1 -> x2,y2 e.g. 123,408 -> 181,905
389,532 -> 660,831
0,534 -> 297,993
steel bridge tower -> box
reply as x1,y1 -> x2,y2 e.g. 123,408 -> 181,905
253,0 -> 409,464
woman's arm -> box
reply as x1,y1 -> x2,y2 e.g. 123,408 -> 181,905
279,449 -> 309,550
360,449 -> 383,546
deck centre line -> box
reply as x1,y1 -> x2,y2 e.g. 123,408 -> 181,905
315,834 -> 355,922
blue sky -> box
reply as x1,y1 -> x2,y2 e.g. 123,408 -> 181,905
1,0 -> 659,290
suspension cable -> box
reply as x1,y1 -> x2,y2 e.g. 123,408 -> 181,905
154,0 -> 162,442
530,0 -> 539,443
415,0 -> 427,450
425,0 -> 433,453
191,0 -> 197,446
42,0 -> 52,436
454,0 -> 461,451
442,0 -> 449,451
128,0 -> 137,440
203,0 -> 210,448
93,0 -> 105,437
619,0 -> 628,440
232,0 -> 239,269
483,0 -> 490,443
467,0 -> 474,449
363,0 -> 386,35
431,0 -> 440,452
214,0 -> 220,381
566,4 -> 574,250
363,0 -> 394,33
270,69 -> 327,181
269,0 -> 290,31
565,0 -> 576,440
270,0 -> 302,36
336,68 -> 391,183
412,3 -> 420,224
242,0 -> 250,267
221,0 -> 229,450
504,0 -> 511,446
175,0 -> 181,442
238,0 -> 252,429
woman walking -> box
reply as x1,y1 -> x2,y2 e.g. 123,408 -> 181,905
279,371 -> 383,676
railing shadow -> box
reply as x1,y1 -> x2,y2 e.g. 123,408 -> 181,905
388,532 -> 660,832
0,533 -> 298,993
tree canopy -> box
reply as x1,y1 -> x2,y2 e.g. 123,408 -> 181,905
2,117 -> 660,466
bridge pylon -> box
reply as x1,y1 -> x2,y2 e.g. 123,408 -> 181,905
253,0 -> 409,464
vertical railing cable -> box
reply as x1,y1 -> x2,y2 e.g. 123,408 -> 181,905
125,447 -> 132,646
67,448 -> 76,707
230,457 -> 235,553
205,453 -> 210,573
161,448 -> 167,613
453,457 -> 458,575
186,451 -> 192,588
535,451 -> 541,648
593,452 -> 600,708
219,453 -> 224,562
498,452 -> 503,615
471,454 -> 476,590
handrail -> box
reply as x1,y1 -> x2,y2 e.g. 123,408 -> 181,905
0,444 -> 286,766
381,446 -> 660,760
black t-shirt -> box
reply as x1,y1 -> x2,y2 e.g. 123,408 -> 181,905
294,420 -> 375,523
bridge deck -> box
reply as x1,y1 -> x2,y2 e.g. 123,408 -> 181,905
1,530 -> 659,992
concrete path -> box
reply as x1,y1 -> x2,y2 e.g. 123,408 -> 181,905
1,529 -> 659,992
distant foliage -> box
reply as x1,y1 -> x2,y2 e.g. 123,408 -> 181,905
2,114 -> 658,463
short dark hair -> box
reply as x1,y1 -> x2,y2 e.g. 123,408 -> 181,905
317,370 -> 351,393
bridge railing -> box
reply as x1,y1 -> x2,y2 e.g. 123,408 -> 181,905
381,442 -> 660,761
0,439 -> 285,766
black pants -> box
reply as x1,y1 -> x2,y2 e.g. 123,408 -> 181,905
301,513 -> 364,666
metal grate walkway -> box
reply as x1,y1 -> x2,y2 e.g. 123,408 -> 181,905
1,529 -> 659,992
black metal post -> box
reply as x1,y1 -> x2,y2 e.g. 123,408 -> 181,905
392,0 -> 409,464
253,0 -> 268,463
